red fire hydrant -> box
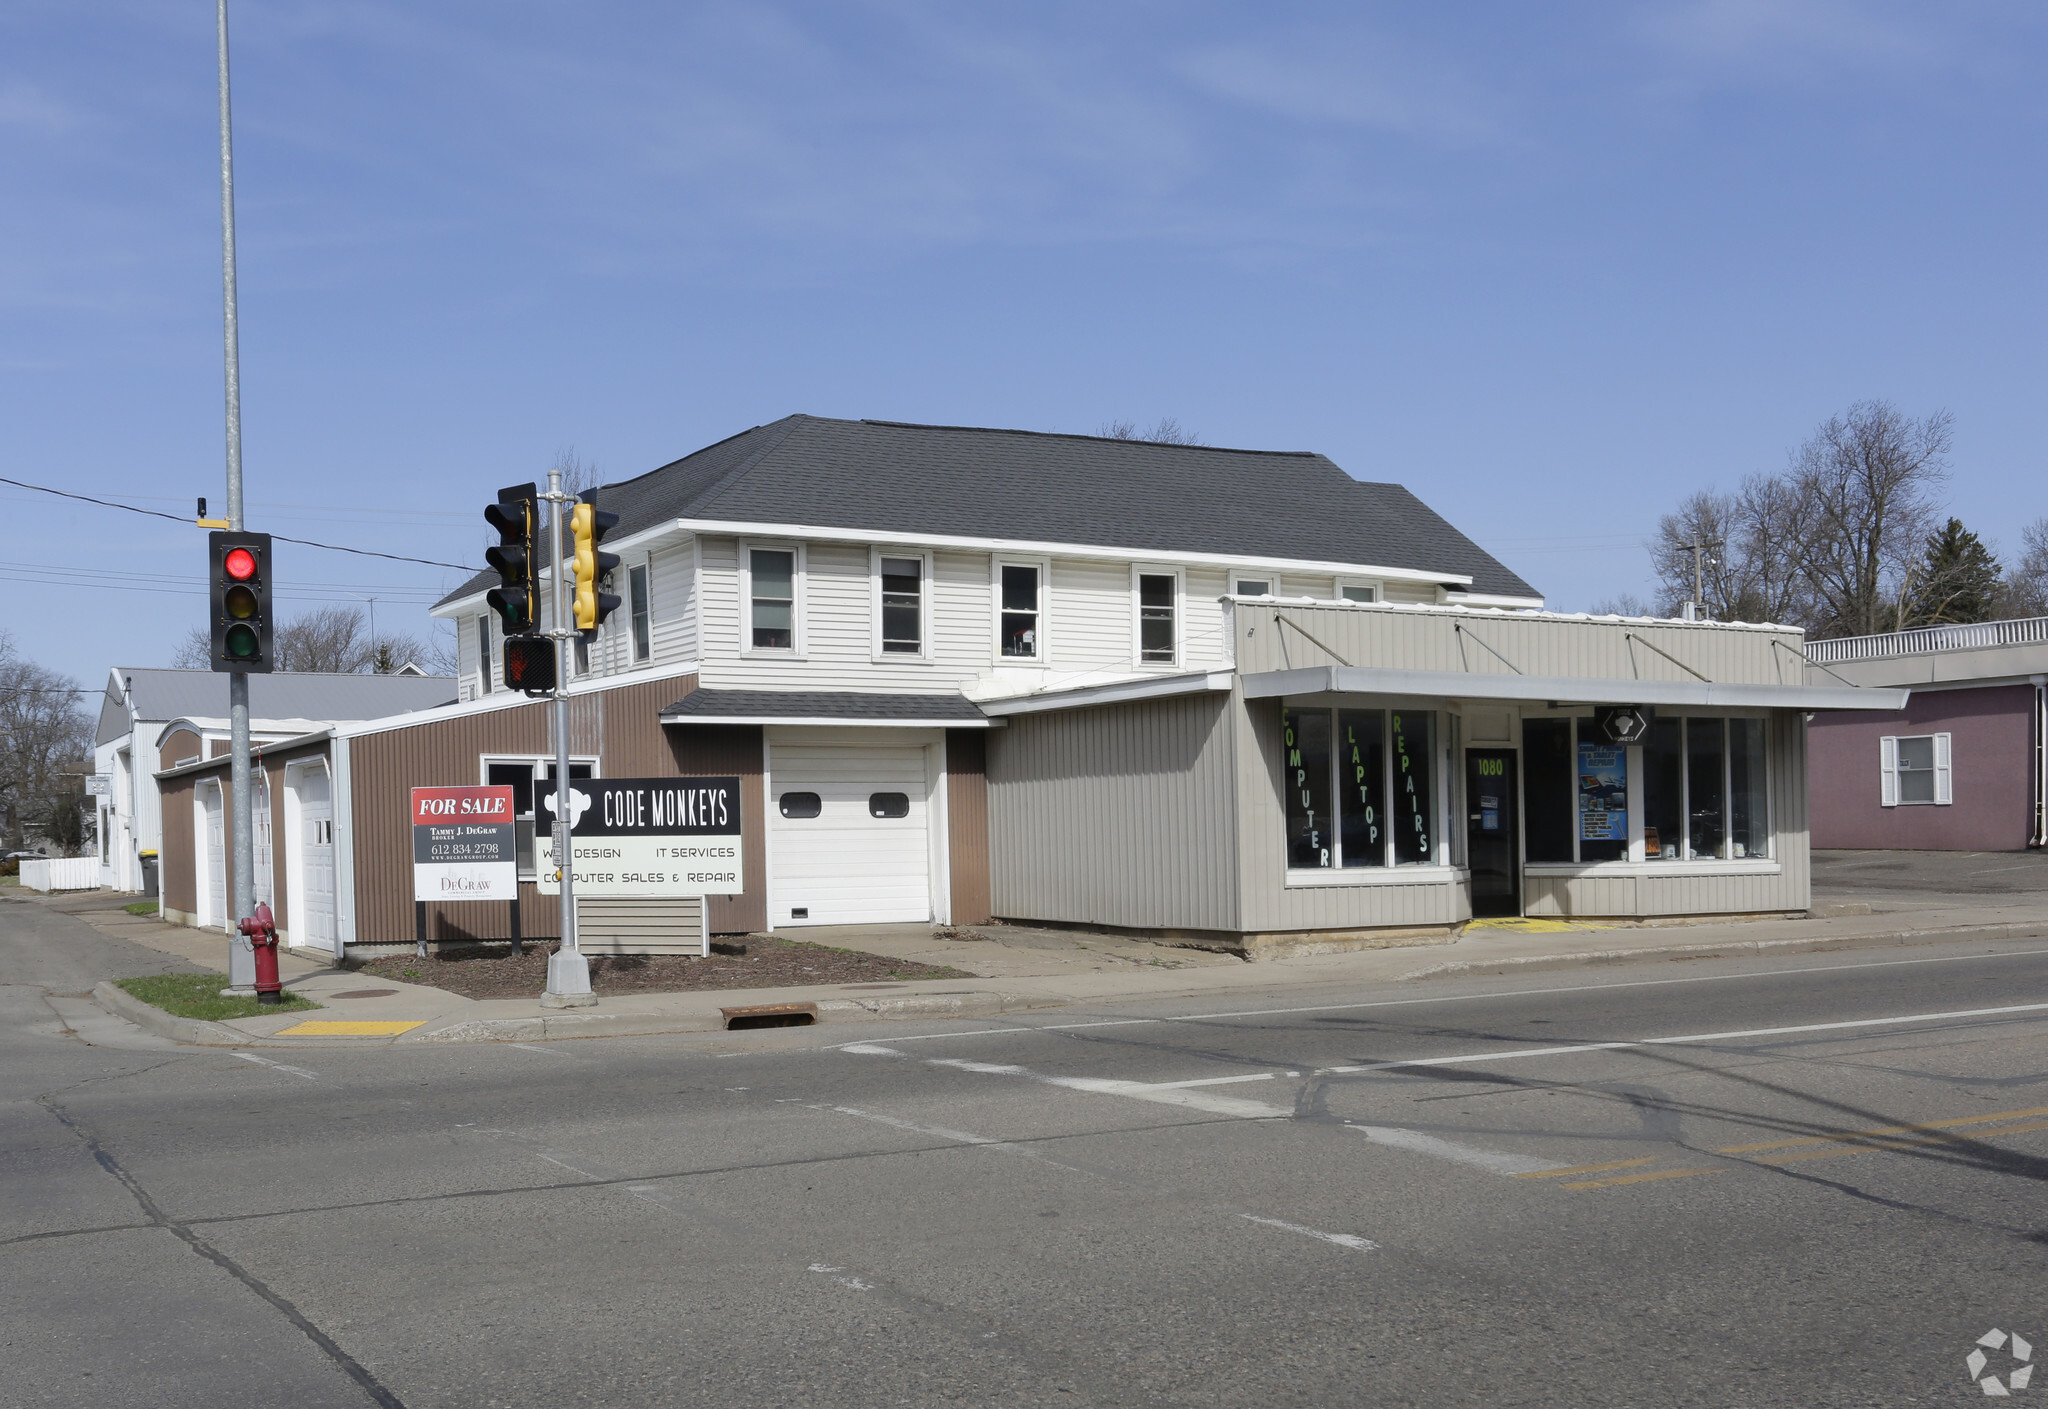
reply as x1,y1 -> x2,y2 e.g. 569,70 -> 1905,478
238,902 -> 283,1006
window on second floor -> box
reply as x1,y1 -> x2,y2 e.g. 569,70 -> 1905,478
878,555 -> 924,655
998,562 -> 1042,660
1234,576 -> 1273,597
629,562 -> 652,662
748,547 -> 797,651
1136,570 -> 1178,665
475,616 -> 493,695
1339,580 -> 1381,604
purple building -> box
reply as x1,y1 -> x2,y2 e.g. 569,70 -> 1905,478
1806,620 -> 2048,852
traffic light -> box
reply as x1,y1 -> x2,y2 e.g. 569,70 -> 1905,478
208,531 -> 274,673
502,636 -> 557,696
570,488 -> 620,635
483,482 -> 539,636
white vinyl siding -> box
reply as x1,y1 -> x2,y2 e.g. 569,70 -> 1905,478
1280,574 -> 1337,600
649,539 -> 698,663
1381,580 -> 1441,605
1182,565 -> 1231,667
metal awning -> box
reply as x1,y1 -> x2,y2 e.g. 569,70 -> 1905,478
1241,666 -> 1909,712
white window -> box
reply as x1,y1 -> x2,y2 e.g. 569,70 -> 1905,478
872,549 -> 932,659
475,616 -> 493,695
993,558 -> 1047,662
1881,733 -> 1951,807
741,542 -> 803,654
1232,575 -> 1273,598
1338,579 -> 1382,604
629,562 -> 652,662
1132,566 -> 1182,667
482,755 -> 599,878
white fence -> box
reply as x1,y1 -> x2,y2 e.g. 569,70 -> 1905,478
1805,616 -> 2048,664
21,857 -> 100,892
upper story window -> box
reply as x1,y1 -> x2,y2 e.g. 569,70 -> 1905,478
1882,733 -> 1951,806
629,562 -> 652,662
878,555 -> 924,655
998,561 -> 1043,661
1339,580 -> 1381,604
1136,569 -> 1179,666
747,546 -> 797,651
475,616 -> 493,695
1234,576 -> 1273,597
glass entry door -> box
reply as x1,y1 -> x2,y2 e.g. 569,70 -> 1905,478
1466,750 -> 1520,919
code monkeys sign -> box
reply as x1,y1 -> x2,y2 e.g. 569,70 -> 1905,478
536,775 -> 744,897
410,785 -> 517,902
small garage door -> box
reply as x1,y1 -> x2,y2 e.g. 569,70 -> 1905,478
769,741 -> 931,927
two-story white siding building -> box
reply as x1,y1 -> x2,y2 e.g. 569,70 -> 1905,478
151,415 -> 1908,958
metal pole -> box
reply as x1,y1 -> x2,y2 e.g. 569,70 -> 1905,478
219,0 -> 256,991
542,467 -> 593,1006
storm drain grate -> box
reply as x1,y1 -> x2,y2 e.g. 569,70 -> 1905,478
720,1001 -> 819,1030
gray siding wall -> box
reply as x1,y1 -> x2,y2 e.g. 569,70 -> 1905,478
578,896 -> 704,956
1233,694 -> 1466,934
1235,602 -> 1801,686
987,692 -> 1240,933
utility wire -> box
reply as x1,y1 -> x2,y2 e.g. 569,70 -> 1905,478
0,475 -> 482,573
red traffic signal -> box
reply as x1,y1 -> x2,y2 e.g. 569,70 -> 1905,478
208,531 -> 274,673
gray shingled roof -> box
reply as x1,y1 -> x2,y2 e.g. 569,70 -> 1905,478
438,416 -> 1538,608
659,689 -> 987,723
96,668 -> 458,746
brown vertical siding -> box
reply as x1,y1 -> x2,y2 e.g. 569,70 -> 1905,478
659,723 -> 766,934
159,773 -> 196,914
945,729 -> 992,924
161,729 -> 202,767
345,674 -> 772,943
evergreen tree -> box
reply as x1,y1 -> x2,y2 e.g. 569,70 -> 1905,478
1901,518 -> 2002,627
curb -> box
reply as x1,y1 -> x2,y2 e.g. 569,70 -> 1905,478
92,981 -> 256,1047
1388,921 -> 2048,982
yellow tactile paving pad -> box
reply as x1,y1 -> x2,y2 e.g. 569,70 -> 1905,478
270,1020 -> 425,1037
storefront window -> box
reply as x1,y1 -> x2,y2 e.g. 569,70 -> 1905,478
1523,719 -> 1574,863
1391,711 -> 1435,866
1285,706 -> 1437,869
1688,719 -> 1726,859
1577,735 -> 1628,863
1530,715 -> 1768,864
1337,710 -> 1386,868
1642,719 -> 1683,860
1283,709 -> 1333,868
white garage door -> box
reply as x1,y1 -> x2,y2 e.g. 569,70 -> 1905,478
769,742 -> 931,927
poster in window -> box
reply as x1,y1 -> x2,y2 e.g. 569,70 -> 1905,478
1577,743 -> 1627,843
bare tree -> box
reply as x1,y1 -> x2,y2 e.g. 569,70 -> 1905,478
1998,518 -> 2048,620
1649,474 -> 1818,626
0,635 -> 94,850
1586,594 -> 1654,617
1790,400 -> 1952,638
170,606 -> 443,675
1095,418 -> 1206,446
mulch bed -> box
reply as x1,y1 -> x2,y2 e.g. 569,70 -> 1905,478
352,936 -> 973,1001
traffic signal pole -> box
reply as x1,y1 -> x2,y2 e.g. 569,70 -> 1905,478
217,0 -> 256,992
541,465 -> 594,1008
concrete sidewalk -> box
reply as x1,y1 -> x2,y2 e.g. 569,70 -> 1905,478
36,880 -> 2048,1048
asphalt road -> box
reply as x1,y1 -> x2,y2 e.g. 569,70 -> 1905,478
6,901 -> 2048,1407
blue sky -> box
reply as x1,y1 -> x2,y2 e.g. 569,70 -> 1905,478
4,1 -> 2044,686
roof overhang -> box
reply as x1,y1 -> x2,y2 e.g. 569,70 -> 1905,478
976,670 -> 1236,716
659,689 -> 991,729
154,728 -> 334,781
1242,666 -> 1910,712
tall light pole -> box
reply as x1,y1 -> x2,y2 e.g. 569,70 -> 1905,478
217,0 -> 257,990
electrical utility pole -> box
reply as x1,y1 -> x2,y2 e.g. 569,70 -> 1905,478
217,0 -> 256,991
541,468 -> 594,1007
1680,538 -> 1723,623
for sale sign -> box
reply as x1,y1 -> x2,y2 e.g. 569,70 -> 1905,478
411,785 -> 517,902
535,775 -> 743,897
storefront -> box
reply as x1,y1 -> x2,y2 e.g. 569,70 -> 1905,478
981,599 -> 1908,954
